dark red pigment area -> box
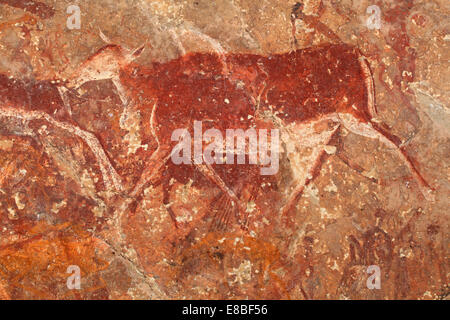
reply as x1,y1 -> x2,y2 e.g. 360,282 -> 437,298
0,0 -> 55,19
122,43 -> 370,140
118,43 -> 371,223
0,74 -> 70,121
261,44 -> 369,122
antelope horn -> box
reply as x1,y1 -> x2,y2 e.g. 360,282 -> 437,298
125,44 -> 146,62
99,28 -> 112,44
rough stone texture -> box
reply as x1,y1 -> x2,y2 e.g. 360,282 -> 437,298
0,0 -> 448,299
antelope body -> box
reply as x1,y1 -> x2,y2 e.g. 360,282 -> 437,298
66,42 -> 434,228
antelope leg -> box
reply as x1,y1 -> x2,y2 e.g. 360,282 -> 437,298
194,162 -> 249,228
129,101 -> 168,198
56,86 -> 72,116
332,130 -> 379,184
337,113 -> 434,201
280,122 -> 340,217
112,77 -> 132,128
129,146 -> 171,199
112,146 -> 172,245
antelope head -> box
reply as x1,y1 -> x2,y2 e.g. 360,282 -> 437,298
66,34 -> 145,89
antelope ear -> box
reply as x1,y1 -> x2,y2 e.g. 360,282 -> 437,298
127,45 -> 145,61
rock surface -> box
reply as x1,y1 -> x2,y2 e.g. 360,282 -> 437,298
0,0 -> 448,299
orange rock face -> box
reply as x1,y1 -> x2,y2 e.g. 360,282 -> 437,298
0,0 -> 448,300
